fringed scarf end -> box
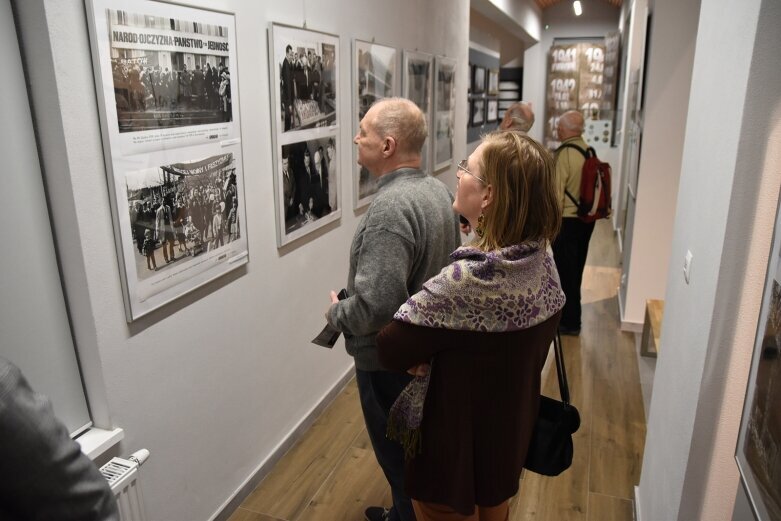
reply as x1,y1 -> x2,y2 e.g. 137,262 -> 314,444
387,414 -> 422,460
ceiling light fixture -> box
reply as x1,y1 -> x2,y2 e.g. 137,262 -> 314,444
573,0 -> 583,16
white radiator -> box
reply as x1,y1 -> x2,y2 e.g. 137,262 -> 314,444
100,449 -> 150,521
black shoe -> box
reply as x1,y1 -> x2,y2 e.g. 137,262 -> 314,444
364,506 -> 390,521
558,325 -> 581,336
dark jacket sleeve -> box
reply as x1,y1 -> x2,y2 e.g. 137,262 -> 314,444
376,320 -> 452,372
0,359 -> 119,521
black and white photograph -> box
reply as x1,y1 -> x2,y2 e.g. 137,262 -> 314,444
278,137 -> 339,235
486,99 -> 498,123
126,153 -> 241,280
472,65 -> 486,95
87,0 -> 242,156
86,0 -> 247,320
433,56 -> 456,171
471,98 -> 485,126
403,50 -> 433,173
487,68 -> 500,96
737,195 -> 781,521
272,25 -> 337,132
106,9 -> 232,133
353,39 -> 397,208
269,23 -> 341,248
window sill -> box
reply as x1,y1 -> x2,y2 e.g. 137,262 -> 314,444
76,427 -> 124,460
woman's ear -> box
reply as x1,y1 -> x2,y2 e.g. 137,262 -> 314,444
481,184 -> 494,209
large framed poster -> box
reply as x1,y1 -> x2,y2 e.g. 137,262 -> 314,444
269,23 -> 340,247
544,39 -> 616,150
736,188 -> 781,521
433,56 -> 456,172
353,39 -> 397,209
403,50 -> 433,174
86,0 -> 248,321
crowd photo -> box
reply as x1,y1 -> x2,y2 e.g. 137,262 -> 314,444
278,41 -> 337,131
126,153 -> 241,280
108,9 -> 233,132
280,137 -> 338,233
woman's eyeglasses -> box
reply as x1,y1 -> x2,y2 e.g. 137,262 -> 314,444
456,159 -> 487,185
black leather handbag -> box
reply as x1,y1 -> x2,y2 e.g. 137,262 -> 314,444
524,331 -> 581,476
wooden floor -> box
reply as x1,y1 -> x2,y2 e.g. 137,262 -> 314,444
228,220 -> 645,521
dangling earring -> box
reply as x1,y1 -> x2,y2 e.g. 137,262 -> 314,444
475,213 -> 485,238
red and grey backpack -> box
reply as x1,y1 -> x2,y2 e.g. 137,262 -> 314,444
556,143 -> 612,223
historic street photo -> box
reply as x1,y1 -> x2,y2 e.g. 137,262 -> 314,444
126,153 -> 242,280
87,0 -> 242,156
353,40 -> 397,208
106,9 -> 233,133
87,0 -> 247,320
277,136 -> 339,240
403,50 -> 433,173
120,151 -> 248,316
271,24 -> 338,132
433,56 -> 456,171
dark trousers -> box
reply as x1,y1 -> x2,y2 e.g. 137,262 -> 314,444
552,217 -> 595,330
356,369 -> 416,521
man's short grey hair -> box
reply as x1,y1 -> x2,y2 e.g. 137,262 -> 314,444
501,102 -> 534,132
370,97 -> 428,156
559,110 -> 584,134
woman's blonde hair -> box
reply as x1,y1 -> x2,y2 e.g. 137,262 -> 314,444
474,131 -> 561,251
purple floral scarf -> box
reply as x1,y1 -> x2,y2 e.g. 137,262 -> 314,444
387,242 -> 565,458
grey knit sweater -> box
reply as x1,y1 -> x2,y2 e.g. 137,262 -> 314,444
327,168 -> 461,371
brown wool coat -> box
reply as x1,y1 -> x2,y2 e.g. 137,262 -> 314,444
376,311 -> 561,515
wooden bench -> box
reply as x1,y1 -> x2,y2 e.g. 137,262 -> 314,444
641,299 -> 664,358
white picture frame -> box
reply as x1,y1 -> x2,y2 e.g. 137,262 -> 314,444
268,23 -> 340,247
433,56 -> 456,172
352,39 -> 398,209
86,0 -> 248,321
402,50 -> 433,174
736,186 -> 781,521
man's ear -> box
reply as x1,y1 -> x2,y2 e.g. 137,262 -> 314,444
382,136 -> 397,157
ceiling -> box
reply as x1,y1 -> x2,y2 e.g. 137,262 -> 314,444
535,0 -> 622,8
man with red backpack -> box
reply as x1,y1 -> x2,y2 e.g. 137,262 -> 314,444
553,110 -> 611,335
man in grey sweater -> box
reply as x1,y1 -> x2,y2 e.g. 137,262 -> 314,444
327,98 -> 460,521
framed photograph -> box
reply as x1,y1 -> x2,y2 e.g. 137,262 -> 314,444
433,56 -> 456,172
269,23 -> 340,247
353,39 -> 397,209
471,99 -> 485,127
403,50 -> 433,174
472,65 -> 486,95
86,0 -> 248,321
487,68 -> 500,96
486,99 -> 498,123
736,188 -> 781,521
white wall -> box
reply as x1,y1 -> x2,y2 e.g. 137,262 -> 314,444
638,0 -> 781,519
470,8 -> 525,67
619,0 -> 699,325
471,0 -> 542,46
470,9 -> 502,56
522,1 -> 620,145
12,1 -> 469,519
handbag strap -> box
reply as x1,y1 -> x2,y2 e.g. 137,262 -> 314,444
553,331 -> 572,405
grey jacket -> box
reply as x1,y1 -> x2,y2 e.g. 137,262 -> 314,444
0,358 -> 119,521
327,168 -> 461,371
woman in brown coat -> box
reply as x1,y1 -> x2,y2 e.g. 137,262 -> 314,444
377,131 -> 564,521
